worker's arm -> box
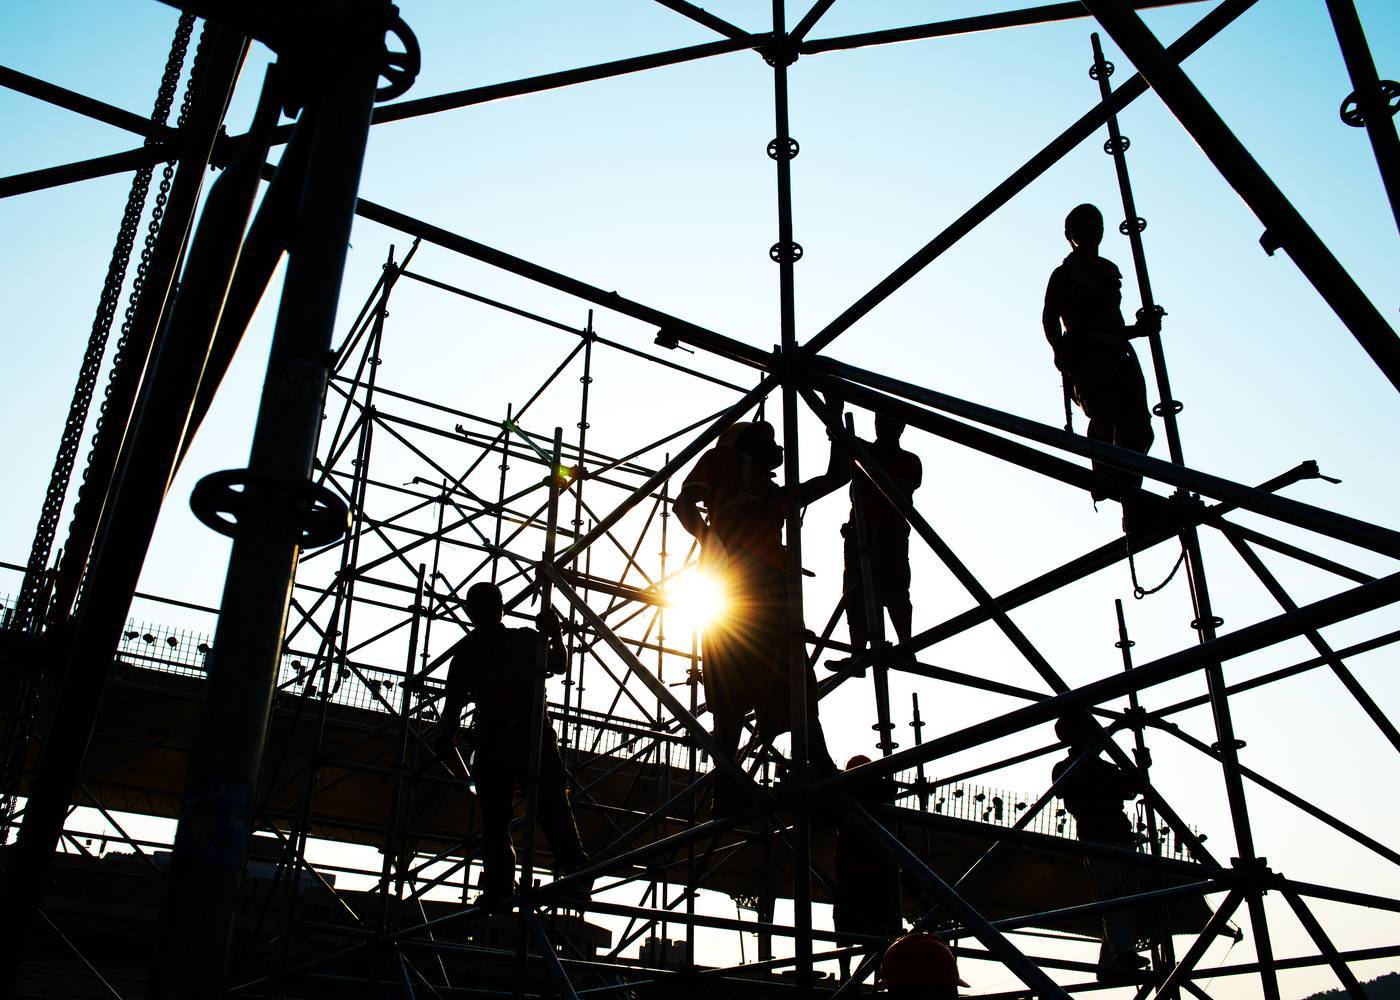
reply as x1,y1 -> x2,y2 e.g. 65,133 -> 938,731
537,609 -> 566,676
672,482 -> 709,542
1042,276 -> 1069,370
790,404 -> 853,506
437,645 -> 473,755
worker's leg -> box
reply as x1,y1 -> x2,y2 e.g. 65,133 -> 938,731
842,526 -> 871,651
535,731 -> 587,869
1115,354 -> 1155,479
803,663 -> 838,776
711,702 -> 747,818
473,761 -> 518,900
1075,377 -> 1120,501
1086,854 -> 1141,968
881,535 -> 914,647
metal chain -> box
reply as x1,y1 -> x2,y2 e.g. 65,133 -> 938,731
0,13 -> 198,840
58,18 -> 209,616
12,12 -> 197,632
1127,538 -> 1187,600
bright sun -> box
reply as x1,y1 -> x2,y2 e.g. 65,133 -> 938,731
664,568 -> 727,633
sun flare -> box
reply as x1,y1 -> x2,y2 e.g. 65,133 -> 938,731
664,568 -> 727,633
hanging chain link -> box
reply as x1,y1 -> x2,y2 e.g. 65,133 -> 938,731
1,14 -> 199,840
12,12 -> 197,632
56,19 -> 211,618
1127,538 -> 1187,600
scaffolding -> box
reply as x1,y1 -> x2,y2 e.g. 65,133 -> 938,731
1,1 -> 1398,997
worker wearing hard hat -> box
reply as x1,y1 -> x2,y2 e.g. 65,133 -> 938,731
878,932 -> 968,998
673,419 -> 847,817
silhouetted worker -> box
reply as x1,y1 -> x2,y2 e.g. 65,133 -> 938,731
438,582 -> 589,905
835,754 -> 903,981
1042,203 -> 1160,529
1052,711 -> 1149,982
878,932 -> 968,997
842,415 -> 922,657
674,419 -> 845,817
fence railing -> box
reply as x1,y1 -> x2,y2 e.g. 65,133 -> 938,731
1,594 -> 1194,855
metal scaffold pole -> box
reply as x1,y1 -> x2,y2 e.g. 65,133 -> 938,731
149,6 -> 394,994
768,0 -> 816,991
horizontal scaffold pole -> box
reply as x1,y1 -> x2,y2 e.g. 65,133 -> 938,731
827,570 -> 1400,788
818,355 -> 1400,559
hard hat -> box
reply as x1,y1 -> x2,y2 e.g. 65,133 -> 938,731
879,933 -> 969,989
846,754 -> 873,770
715,422 -> 751,449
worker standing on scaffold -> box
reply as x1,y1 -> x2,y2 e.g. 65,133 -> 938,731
841,413 -> 922,657
1042,203 -> 1160,533
437,581 -> 590,906
1052,710 -> 1151,982
673,419 -> 846,818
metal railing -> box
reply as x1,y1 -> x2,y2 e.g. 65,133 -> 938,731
1,594 -> 1193,855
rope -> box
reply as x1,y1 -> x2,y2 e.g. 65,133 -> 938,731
1127,537 -> 1186,600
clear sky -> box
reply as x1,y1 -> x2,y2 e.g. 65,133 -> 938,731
2,1 -> 1398,996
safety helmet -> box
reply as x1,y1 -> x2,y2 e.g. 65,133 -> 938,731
846,754 -> 873,770
879,933 -> 969,989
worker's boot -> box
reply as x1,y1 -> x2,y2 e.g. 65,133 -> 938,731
556,855 -> 595,902
1096,945 -> 1150,984
1121,491 -> 1174,538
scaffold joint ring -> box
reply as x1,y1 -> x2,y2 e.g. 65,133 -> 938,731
1340,80 -> 1400,127
768,137 -> 800,160
769,241 -> 803,263
191,469 -> 350,547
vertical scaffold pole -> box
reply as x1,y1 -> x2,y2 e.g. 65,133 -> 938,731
147,11 -> 387,994
1322,0 -> 1400,231
1089,31 -> 1185,466
561,318 -> 594,754
381,565 -> 426,930
492,403 -> 512,584
1113,598 -> 1177,991
1086,29 -> 1281,997
768,0 -> 814,988
514,426 -> 565,995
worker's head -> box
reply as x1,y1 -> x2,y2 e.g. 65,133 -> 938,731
1065,203 -> 1104,251
846,754 -> 873,770
879,933 -> 968,997
716,422 -> 750,450
874,413 -> 906,444
1054,709 -> 1099,751
465,582 -> 505,626
736,420 -> 783,471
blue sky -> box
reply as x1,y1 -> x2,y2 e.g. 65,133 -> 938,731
2,1 -> 1398,995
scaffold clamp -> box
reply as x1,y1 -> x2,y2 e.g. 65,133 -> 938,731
190,469 -> 350,547
1340,80 -> 1400,127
